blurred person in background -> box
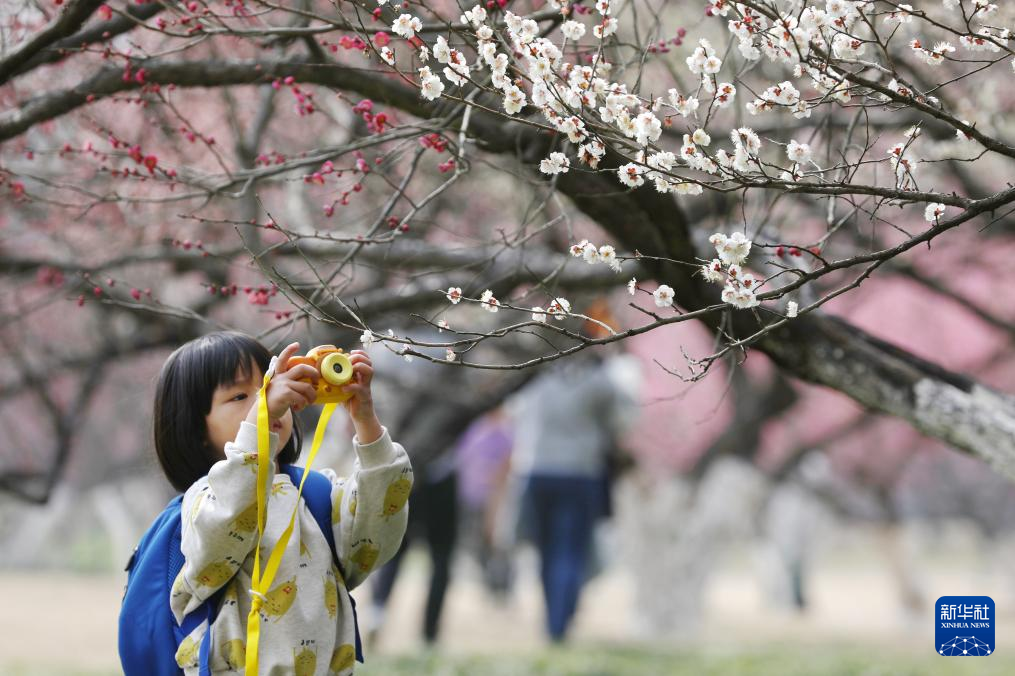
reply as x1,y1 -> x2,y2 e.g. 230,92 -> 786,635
454,407 -> 516,598
362,331 -> 459,648
507,297 -> 641,642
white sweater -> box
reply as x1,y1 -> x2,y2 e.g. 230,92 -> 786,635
169,421 -> 412,675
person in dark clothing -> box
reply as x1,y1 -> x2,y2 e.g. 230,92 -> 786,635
368,461 -> 458,645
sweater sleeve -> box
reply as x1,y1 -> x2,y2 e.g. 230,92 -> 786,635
170,421 -> 279,623
321,425 -> 413,590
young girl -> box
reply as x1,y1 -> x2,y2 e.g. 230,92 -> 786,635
153,331 -> 412,674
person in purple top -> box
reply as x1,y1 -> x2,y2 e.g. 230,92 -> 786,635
454,407 -> 516,597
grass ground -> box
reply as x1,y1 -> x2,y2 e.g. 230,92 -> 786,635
5,644 -> 1014,676
5,527 -> 1012,675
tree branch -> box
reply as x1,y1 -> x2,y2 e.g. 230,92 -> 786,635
0,0 -> 104,85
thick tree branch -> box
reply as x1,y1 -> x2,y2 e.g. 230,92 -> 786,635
0,0 -> 104,85
4,2 -> 164,81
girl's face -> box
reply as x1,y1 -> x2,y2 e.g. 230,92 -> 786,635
205,360 -> 293,457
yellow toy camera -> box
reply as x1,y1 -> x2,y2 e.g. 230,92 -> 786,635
287,345 -> 355,404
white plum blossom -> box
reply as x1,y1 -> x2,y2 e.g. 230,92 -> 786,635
480,289 -> 500,312
418,67 -> 445,101
746,81 -> 800,115
443,64 -> 469,87
634,112 -> 662,146
557,116 -> 588,144
547,297 -> 571,319
529,57 -> 553,82
832,33 -> 866,59
825,0 -> 863,21
446,286 -> 463,304
379,47 -> 395,66
884,4 -> 914,26
721,282 -> 759,309
912,39 -> 955,65
710,231 -> 752,265
599,245 -> 622,272
707,0 -> 731,17
887,142 -> 919,185
518,18 -> 540,43
504,11 -> 523,33
478,41 -> 497,65
731,127 -> 762,155
618,163 -> 646,188
593,17 -> 618,39
648,150 -> 676,172
687,39 -> 721,75
787,139 -> 812,164
360,330 -> 376,347
578,141 -> 606,168
446,349 -> 457,362
701,258 -> 725,284
653,284 -> 675,308
562,20 -> 586,41
531,306 -> 548,322
392,14 -> 422,39
924,203 -> 947,222
503,85 -> 527,115
887,78 -> 913,98
956,121 -> 975,142
570,239 -> 591,257
628,278 -> 637,295
540,152 -> 570,175
461,4 -> 487,26
691,129 -> 711,146
713,82 -> 736,109
959,30 -> 1003,53
786,301 -> 798,318
668,90 -> 700,117
433,36 -> 451,63
437,319 -> 449,332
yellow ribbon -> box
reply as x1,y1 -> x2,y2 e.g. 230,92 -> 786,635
245,369 -> 337,674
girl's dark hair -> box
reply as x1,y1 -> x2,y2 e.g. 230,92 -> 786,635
153,331 -> 302,492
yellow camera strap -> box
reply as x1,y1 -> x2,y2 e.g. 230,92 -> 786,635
245,369 -> 338,674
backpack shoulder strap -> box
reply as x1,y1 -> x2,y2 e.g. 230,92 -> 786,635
280,464 -> 364,664
280,465 -> 337,562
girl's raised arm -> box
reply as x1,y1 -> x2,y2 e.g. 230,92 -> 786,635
323,426 -> 413,590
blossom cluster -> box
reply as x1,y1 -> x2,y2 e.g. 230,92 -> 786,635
444,284 -> 573,324
700,231 -> 760,310
569,238 -> 622,273
373,0 -> 1001,316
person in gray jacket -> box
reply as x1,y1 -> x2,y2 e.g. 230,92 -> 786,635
508,307 -> 639,642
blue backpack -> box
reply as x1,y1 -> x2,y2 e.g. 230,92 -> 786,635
118,465 -> 363,675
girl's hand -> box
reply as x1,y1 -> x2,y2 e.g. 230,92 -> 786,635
341,349 -> 377,422
265,342 -> 320,418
